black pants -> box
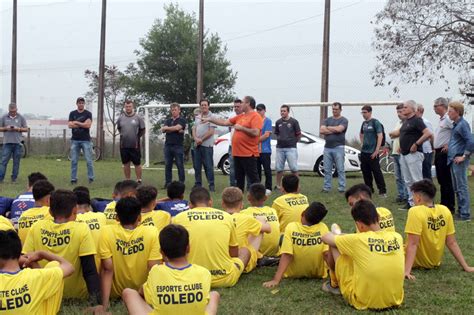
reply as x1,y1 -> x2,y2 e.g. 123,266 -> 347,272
360,152 -> 386,194
257,153 -> 272,190
234,156 -> 259,192
434,149 -> 455,213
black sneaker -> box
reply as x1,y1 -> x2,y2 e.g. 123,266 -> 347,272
257,256 -> 280,267
71,180 -> 77,185
88,179 -> 94,184
398,203 -> 411,211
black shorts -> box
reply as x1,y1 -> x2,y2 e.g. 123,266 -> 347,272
120,148 -> 141,165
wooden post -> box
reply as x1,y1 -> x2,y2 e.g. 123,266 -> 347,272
11,0 -> 17,104
196,0 -> 204,103
96,0 -> 107,160
319,0 -> 331,135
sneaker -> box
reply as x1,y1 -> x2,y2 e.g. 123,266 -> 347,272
265,189 -> 272,196
398,203 -> 411,211
257,256 -> 280,267
88,179 -> 94,184
274,185 -> 281,191
71,179 -> 77,185
331,223 -> 342,235
322,281 -> 341,295
321,189 -> 330,193
454,216 -> 471,222
137,179 -> 142,184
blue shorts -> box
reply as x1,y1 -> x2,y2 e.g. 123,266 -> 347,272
276,148 -> 298,172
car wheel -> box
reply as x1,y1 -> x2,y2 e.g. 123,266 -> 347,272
314,157 -> 337,178
220,154 -> 230,175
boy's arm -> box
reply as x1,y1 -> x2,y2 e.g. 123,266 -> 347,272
255,216 -> 271,233
147,260 -> 160,271
80,255 -> 101,305
100,258 -> 114,309
23,250 -> 74,277
321,232 -> 337,247
404,233 -> 420,280
445,234 -> 474,272
229,245 -> 239,258
263,253 -> 293,288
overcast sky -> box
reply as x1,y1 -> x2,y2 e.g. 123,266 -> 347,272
0,0 -> 463,138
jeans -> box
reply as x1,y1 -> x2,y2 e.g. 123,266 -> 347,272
434,150 -> 455,213
257,152 -> 272,190
0,143 -> 22,181
392,155 -> 408,200
234,156 -> 259,192
164,144 -> 185,186
400,152 -> 423,206
276,148 -> 298,172
322,146 -> 345,192
450,159 -> 471,219
229,146 -> 236,187
422,152 -> 433,180
193,146 -> 215,190
360,152 -> 386,194
70,140 -> 94,181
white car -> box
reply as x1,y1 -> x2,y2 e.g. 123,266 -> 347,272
213,130 -> 361,177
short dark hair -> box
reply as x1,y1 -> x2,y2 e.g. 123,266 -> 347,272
167,181 -> 185,199
244,96 -> 256,109
303,202 -> 328,225
159,224 -> 189,259
125,99 -> 134,105
113,181 -> 123,195
280,104 -> 290,112
189,187 -> 210,205
116,197 -> 141,225
233,98 -> 242,104
50,189 -> 77,218
199,99 -> 210,106
120,180 -> 139,196
73,186 -> 90,196
248,183 -> 266,202
32,180 -> 55,201
410,179 -> 436,200
361,105 -> 372,112
351,200 -> 379,226
282,174 -> 299,193
256,103 -> 266,111
332,102 -> 342,110
28,172 -> 47,187
76,97 -> 85,103
74,190 -> 91,206
344,183 -> 372,201
136,185 -> 158,208
0,230 -> 22,260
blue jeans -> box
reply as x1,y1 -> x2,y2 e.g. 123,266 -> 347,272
164,144 -> 185,186
393,154 -> 408,200
323,146 -> 345,192
422,152 -> 433,179
70,140 -> 94,181
193,146 -> 215,190
450,159 -> 471,219
0,143 -> 22,181
276,148 -> 298,172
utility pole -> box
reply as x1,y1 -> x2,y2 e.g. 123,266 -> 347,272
196,0 -> 204,103
97,0 -> 107,159
319,0 -> 331,131
11,0 -> 17,104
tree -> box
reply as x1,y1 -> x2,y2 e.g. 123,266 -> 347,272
371,1 -> 473,94
84,65 -> 128,157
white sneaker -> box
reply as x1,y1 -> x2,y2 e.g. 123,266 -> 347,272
265,189 -> 272,196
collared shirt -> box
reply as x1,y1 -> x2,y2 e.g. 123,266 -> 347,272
0,113 -> 27,144
433,113 -> 453,149
447,117 -> 474,165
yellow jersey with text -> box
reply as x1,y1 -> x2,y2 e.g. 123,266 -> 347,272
144,263 -> 211,315
242,206 -> 280,256
272,193 -> 309,233
104,201 -> 118,225
0,216 -> 14,231
76,211 -> 107,270
355,207 -> 395,233
335,230 -> 404,310
98,224 -> 161,297
0,262 -> 64,315
17,206 -> 52,243
404,204 -> 455,269
140,210 -> 171,233
22,220 -> 96,299
280,222 -> 329,278
231,212 -> 262,249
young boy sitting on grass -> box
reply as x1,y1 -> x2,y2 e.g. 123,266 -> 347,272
263,202 -> 329,288
98,197 -> 161,309
104,180 -> 139,225
242,183 -> 280,258
22,189 -> 101,304
17,180 -> 54,243
156,181 -> 189,217
122,224 -> 220,315
405,179 -> 474,279
322,200 -> 404,310
221,187 -> 271,273
1,230 -> 74,314
272,174 -> 309,233
136,185 -> 171,232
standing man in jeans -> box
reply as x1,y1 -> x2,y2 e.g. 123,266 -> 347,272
0,103 -> 28,183
161,103 -> 186,188
389,104 -> 408,204
319,102 -> 348,193
359,105 -> 386,197
228,99 -> 242,186
256,103 -> 272,194
416,104 -> 434,179
447,101 -> 473,222
274,105 -> 301,190
68,97 -> 94,184
192,99 -> 217,192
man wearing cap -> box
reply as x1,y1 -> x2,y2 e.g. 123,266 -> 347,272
0,103 -> 28,183
68,97 -> 94,184
256,103 -> 273,194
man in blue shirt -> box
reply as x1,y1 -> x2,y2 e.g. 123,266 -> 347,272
256,104 -> 272,194
447,101 -> 474,222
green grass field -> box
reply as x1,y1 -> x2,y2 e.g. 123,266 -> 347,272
1,157 -> 473,314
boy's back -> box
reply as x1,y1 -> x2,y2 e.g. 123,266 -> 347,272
231,212 -> 262,272
272,193 -> 309,233
104,200 -> 118,225
140,210 -> 171,232
10,191 -> 35,227
242,206 -> 280,256
17,206 -> 51,243
76,211 -> 107,269
144,263 -> 211,315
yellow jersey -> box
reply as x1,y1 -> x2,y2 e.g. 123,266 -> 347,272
272,193 -> 309,233
242,206 -> 280,256
280,222 -> 329,278
22,220 -> 96,299
231,212 -> 262,249
173,207 -> 239,284
144,263 -> 211,315
104,201 -> 118,225
0,262 -> 64,315
17,206 -> 52,243
140,210 -> 171,233
76,211 -> 107,270
0,216 -> 14,231
355,207 -> 395,233
335,230 -> 404,310
98,224 -> 161,297
404,204 -> 455,269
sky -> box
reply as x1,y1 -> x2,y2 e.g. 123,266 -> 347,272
0,0 -> 464,139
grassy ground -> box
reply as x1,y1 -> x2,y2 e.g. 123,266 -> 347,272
1,157 -> 473,314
